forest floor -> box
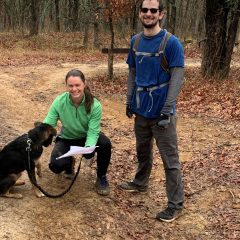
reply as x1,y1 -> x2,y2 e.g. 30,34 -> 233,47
0,35 -> 239,239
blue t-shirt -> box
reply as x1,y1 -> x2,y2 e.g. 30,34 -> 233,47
126,30 -> 184,118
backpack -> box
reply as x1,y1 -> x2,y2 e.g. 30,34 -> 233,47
132,30 -> 172,73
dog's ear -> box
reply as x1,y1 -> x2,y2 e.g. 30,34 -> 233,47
34,121 -> 42,127
41,124 -> 57,147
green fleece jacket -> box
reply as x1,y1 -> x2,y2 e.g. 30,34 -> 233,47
43,92 -> 102,146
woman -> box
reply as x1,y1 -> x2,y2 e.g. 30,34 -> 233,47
43,69 -> 111,196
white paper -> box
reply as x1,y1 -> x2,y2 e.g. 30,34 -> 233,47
56,146 -> 98,159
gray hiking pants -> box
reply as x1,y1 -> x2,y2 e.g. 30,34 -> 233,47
133,114 -> 184,210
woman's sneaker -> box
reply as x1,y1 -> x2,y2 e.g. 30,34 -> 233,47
95,176 -> 110,196
118,181 -> 148,193
156,207 -> 183,222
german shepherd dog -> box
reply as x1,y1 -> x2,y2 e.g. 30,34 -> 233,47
0,122 -> 57,199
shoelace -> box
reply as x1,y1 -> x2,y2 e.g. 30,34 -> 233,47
165,207 -> 175,216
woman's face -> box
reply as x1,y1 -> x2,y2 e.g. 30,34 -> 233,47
66,76 -> 85,102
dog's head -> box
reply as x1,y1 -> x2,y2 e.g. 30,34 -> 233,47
28,122 -> 57,147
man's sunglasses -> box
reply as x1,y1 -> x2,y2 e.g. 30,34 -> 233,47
140,8 -> 159,14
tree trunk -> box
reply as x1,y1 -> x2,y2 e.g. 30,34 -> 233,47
104,0 -> 114,79
108,12 -> 114,80
93,22 -> 100,48
202,0 -> 240,78
0,1 -> 3,31
83,22 -> 90,47
223,0 -> 240,74
130,0 -> 140,37
107,13 -> 114,80
182,0 -> 191,38
19,0 -> 28,33
92,0 -> 100,48
72,0 -> 79,31
29,0 -> 40,36
55,0 -> 60,31
236,20 -> 240,42
3,1 -> 11,30
169,2 -> 176,34
68,0 -> 74,31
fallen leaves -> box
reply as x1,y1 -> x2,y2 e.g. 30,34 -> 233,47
0,36 -> 239,239
182,143 -> 240,239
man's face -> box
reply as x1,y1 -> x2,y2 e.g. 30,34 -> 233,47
139,0 -> 164,29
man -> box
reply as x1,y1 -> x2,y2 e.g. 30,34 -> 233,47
119,0 -> 184,222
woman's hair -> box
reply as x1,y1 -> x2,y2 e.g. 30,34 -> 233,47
65,69 -> 94,113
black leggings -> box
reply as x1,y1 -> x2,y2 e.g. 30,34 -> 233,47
49,132 -> 112,177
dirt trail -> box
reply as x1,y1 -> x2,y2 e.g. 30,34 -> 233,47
0,62 -> 239,240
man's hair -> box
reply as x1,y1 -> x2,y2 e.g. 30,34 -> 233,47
140,0 -> 164,12
65,69 -> 94,113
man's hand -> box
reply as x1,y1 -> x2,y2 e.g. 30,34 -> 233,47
156,113 -> 170,129
126,104 -> 133,118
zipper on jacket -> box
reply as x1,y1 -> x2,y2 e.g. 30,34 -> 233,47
75,107 -> 78,118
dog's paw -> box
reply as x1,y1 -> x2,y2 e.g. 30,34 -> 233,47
35,190 -> 45,198
12,193 -> 23,199
14,180 -> 26,186
36,171 -> 42,178
1,193 -> 23,199
36,192 -> 45,198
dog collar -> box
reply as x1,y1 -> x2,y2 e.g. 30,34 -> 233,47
26,134 -> 32,152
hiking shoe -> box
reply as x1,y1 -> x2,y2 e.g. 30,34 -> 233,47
118,181 -> 148,193
95,176 -> 110,196
156,207 -> 183,223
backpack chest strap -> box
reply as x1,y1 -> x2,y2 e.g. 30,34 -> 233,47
135,52 -> 162,57
136,82 -> 169,112
135,51 -> 163,63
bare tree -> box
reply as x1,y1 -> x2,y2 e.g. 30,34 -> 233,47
130,0 -> 141,37
201,0 -> 240,78
164,0 -> 176,34
92,0 -> 100,48
104,0 -> 114,79
55,0 -> 60,31
2,0 -> 12,30
29,0 -> 40,36
72,0 -> 79,31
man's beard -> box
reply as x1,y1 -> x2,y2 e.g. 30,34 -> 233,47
140,18 -> 159,29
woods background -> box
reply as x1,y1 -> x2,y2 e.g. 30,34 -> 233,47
0,1 -> 239,239
0,0 -> 240,78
